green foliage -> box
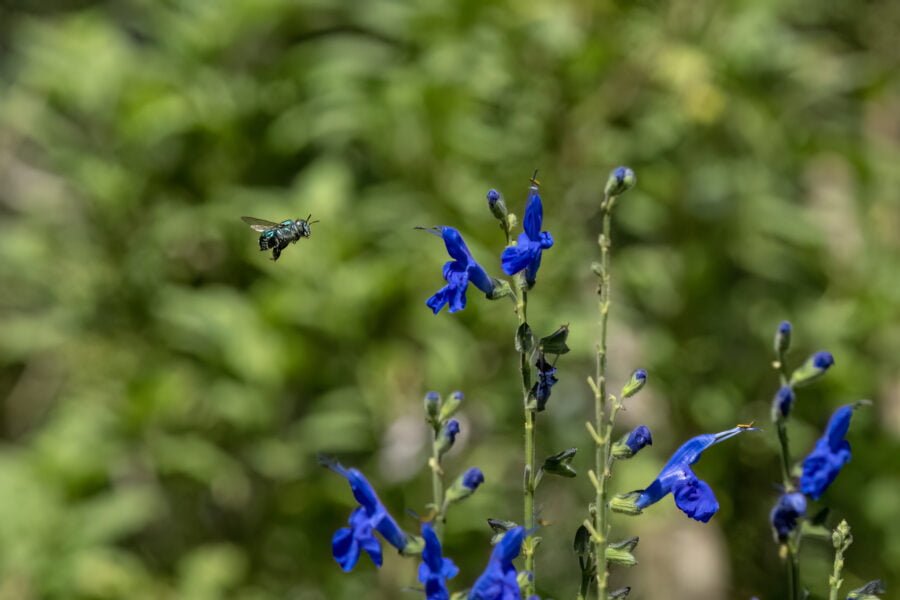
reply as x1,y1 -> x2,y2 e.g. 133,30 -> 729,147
0,0 -> 899,598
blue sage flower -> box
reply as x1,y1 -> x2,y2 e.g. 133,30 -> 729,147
419,523 -> 459,600
500,185 -> 554,286
425,226 -> 495,314
469,526 -> 525,600
772,385 -> 796,419
328,463 -> 408,571
615,426 -> 756,522
800,405 -> 854,499
770,492 -> 807,542
531,353 -> 558,412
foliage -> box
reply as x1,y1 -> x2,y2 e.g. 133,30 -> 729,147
1,1 -> 899,598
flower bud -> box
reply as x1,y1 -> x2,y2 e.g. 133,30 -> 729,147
790,351 -> 835,387
444,467 -> 484,506
424,391 -> 441,424
771,385 -> 796,420
622,369 -> 648,398
774,320 -> 792,355
769,492 -> 806,542
438,391 -> 463,422
436,419 -> 460,457
612,425 -> 653,459
604,166 -> 636,197
487,188 -> 508,221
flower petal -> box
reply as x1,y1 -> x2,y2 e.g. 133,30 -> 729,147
523,190 -> 543,240
332,527 -> 361,572
673,475 -> 719,523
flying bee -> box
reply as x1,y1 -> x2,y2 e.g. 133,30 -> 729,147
241,215 -> 318,261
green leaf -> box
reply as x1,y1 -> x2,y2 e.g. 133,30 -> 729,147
541,447 -> 577,478
539,324 -> 570,355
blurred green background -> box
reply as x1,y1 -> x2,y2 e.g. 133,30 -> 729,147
1,1 -> 899,599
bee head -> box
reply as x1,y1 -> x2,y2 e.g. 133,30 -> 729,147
296,217 -> 313,237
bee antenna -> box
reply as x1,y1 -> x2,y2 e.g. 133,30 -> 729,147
306,214 -> 320,225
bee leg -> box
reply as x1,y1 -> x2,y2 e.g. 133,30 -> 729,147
271,247 -> 281,261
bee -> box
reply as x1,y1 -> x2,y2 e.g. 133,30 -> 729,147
241,215 -> 318,261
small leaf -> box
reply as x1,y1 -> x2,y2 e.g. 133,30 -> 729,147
541,447 -> 577,478
573,525 -> 591,557
515,322 -> 534,354
799,522 -> 831,541
539,324 -> 570,355
487,518 -> 518,534
848,579 -> 886,599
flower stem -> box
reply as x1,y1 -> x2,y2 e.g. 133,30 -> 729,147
774,350 -> 800,600
430,431 -> 445,539
517,286 -> 537,596
829,520 -> 852,600
593,198 -> 614,600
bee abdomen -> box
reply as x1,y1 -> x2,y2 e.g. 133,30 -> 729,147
259,232 -> 278,251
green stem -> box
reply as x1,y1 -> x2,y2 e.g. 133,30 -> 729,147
593,200 -> 614,600
517,286 -> 537,597
774,351 -> 800,600
430,430 -> 444,539
829,521 -> 852,600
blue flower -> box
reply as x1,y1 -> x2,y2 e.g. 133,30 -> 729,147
773,385 -> 796,418
426,227 -> 495,314
328,463 -> 408,571
469,526 -> 525,600
800,405 -> 854,499
770,492 -> 807,542
531,353 -> 558,412
419,523 -> 459,600
500,186 -> 553,286
632,426 -> 756,522
462,467 -> 485,491
625,425 -> 653,454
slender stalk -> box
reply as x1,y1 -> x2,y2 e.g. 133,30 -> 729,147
829,520 -> 852,600
774,351 -> 799,600
593,198 -> 614,600
430,432 -> 445,539
517,286 -> 537,596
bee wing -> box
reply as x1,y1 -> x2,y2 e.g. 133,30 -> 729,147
241,216 -> 281,232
